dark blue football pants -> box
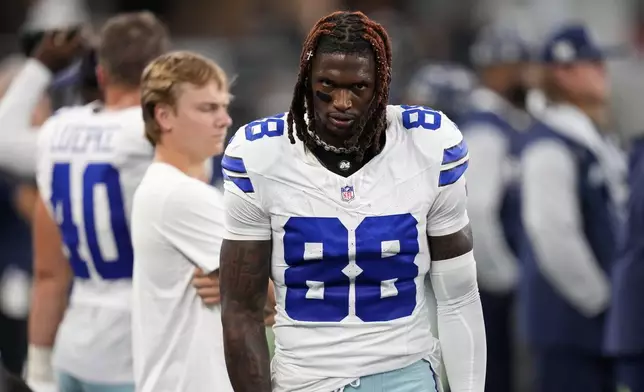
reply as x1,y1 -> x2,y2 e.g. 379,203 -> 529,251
480,290 -> 514,392
533,347 -> 615,392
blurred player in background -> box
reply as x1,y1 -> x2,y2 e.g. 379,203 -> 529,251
0,33 -> 78,178
0,29 -> 82,380
606,132 -> 644,392
604,25 -> 644,392
520,24 -> 626,392
131,51 -> 234,392
0,55 -> 54,379
404,62 -> 477,124
459,26 -> 536,392
77,48 -> 101,104
220,10 -> 486,392
27,12 -> 169,392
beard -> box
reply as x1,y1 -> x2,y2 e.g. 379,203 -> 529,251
506,84 -> 530,109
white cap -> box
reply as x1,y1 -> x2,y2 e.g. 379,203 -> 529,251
23,0 -> 90,31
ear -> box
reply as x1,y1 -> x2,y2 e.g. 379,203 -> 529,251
153,103 -> 174,133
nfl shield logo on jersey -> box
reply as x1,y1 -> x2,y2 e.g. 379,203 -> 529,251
340,185 -> 355,202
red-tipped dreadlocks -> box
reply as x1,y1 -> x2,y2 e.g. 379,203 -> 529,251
287,11 -> 393,161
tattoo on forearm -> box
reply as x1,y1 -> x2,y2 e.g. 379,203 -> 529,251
220,239 -> 272,392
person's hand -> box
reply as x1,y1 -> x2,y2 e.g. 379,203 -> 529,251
192,268 -> 220,306
33,29 -> 85,73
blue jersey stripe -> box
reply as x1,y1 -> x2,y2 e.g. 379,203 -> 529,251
221,155 -> 247,174
224,173 -> 254,193
442,140 -> 468,165
439,160 -> 468,187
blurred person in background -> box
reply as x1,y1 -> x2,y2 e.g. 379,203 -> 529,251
402,60 -> 478,390
520,24 -> 625,392
605,125 -> 644,392
605,17 -> 644,391
458,26 -> 536,392
0,0 -> 89,178
403,62 -> 477,124
0,55 -> 55,378
0,50 -> 59,177
26,12 -> 168,392
0,42 -> 101,378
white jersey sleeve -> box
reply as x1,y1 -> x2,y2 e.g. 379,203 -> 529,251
0,59 -> 51,177
426,117 -> 470,237
221,129 -> 271,241
160,181 -> 226,274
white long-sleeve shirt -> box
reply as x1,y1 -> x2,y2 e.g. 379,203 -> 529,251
0,59 -> 52,177
521,103 -> 627,317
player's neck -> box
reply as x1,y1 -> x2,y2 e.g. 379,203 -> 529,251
103,85 -> 141,111
154,145 -> 208,180
310,131 -> 386,177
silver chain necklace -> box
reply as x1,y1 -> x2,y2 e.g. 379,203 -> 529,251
308,130 -> 360,154
306,131 -> 356,172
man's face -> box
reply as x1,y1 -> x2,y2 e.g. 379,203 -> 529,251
484,62 -> 533,108
552,61 -> 608,105
311,52 -> 376,145
164,81 -> 232,160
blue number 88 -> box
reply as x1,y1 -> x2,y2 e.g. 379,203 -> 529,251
283,213 -> 420,322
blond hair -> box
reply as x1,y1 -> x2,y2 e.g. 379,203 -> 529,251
98,11 -> 170,87
141,51 -> 229,146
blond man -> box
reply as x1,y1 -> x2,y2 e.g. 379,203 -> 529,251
131,51 -> 234,392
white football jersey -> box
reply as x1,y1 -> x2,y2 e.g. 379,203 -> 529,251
36,104 -> 153,383
222,105 -> 470,392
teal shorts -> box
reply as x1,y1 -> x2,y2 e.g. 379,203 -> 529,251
57,372 -> 134,392
340,359 -> 440,392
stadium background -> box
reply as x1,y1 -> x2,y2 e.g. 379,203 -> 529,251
0,0 -> 642,391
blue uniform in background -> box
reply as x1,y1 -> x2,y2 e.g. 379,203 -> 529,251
458,26 -> 533,392
606,136 -> 644,391
520,24 -> 624,392
460,91 -> 531,392
520,118 -> 619,392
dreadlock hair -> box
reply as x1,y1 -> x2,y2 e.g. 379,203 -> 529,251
287,11 -> 393,162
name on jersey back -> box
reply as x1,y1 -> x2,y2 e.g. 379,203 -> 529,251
50,123 -> 118,154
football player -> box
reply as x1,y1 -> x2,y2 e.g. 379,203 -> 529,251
220,11 -> 486,392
